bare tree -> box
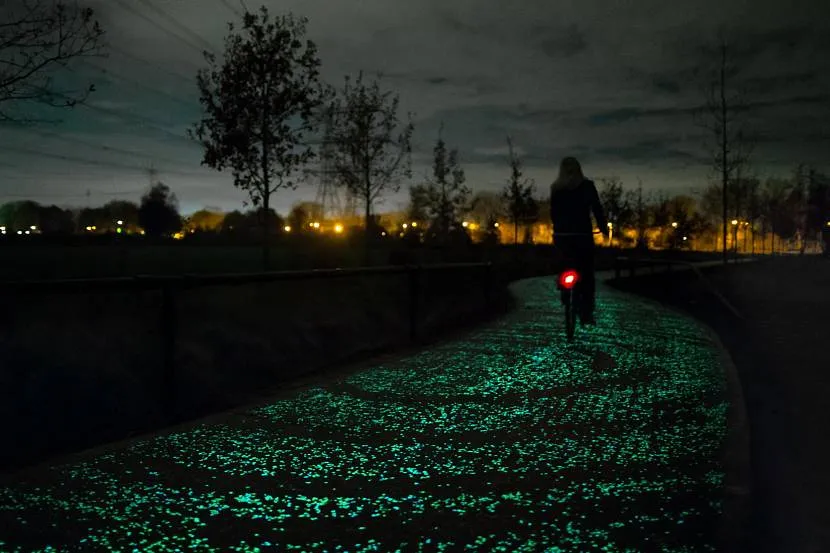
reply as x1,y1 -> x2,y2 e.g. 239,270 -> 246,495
421,124 -> 470,241
325,71 -> 413,260
695,32 -> 752,263
0,0 -> 104,123
502,135 -> 536,245
190,8 -> 328,269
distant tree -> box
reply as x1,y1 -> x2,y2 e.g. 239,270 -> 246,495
325,71 -> 414,259
221,210 -> 250,235
191,7 -> 328,268
598,177 -> 634,237
502,136 -> 536,245
421,126 -> 470,242
292,201 -> 324,224
286,204 -> 309,233
695,32 -> 753,263
139,183 -> 181,238
0,200 -> 40,230
77,206 -> 109,232
761,177 -> 795,253
37,205 -> 73,235
188,209 -> 225,232
406,183 -> 430,226
0,0 -> 104,123
469,190 -> 504,228
102,200 -> 139,231
806,168 -> 830,237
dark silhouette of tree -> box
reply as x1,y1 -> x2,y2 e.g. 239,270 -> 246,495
187,209 -> 225,232
695,32 -> 752,263
422,125 -> 469,242
0,200 -> 40,230
102,200 -> 139,231
191,7 -> 328,269
806,168 -> 830,240
221,210 -> 250,235
37,205 -> 73,235
0,0 -> 104,122
77,206 -> 109,232
761,177 -> 795,254
287,204 -> 309,232
325,71 -> 413,261
598,177 -> 633,241
502,136 -> 536,245
406,183 -> 430,226
138,183 -> 181,238
469,190 -> 504,229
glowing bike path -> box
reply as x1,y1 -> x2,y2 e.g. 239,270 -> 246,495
1,277 -> 729,552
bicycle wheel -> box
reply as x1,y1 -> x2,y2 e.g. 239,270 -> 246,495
563,289 -> 576,342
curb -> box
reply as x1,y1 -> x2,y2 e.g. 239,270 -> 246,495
598,274 -> 752,553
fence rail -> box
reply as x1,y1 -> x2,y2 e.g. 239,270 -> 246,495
2,262 -> 494,420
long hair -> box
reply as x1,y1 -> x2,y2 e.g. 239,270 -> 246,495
552,156 -> 584,191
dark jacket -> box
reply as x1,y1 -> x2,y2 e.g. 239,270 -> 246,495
550,178 -> 608,245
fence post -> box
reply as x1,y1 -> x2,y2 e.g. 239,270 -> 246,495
160,285 -> 177,420
408,265 -> 420,342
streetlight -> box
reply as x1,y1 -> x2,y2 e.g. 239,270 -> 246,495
402,223 -> 408,229
117,220 -> 124,226
30,225 -> 37,231
312,221 -> 320,229
462,221 -> 469,228
284,225 -> 292,232
731,219 -> 738,226
671,222 -> 678,228
494,222 -> 500,228
334,223 -> 344,234
411,222 -> 417,228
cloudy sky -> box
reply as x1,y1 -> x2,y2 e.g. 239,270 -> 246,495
1,0 -> 829,214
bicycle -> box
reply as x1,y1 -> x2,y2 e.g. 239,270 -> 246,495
554,230 -> 604,342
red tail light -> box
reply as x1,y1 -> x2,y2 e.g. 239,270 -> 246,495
559,269 -> 579,289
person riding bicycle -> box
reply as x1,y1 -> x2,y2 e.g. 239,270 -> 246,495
550,157 -> 609,326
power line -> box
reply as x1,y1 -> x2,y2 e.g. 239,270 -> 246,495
111,0 -> 211,56
80,59 -> 196,109
135,0 -> 218,55
218,0 -> 242,17
3,144 -> 209,177
107,44 -> 197,84
26,128 -> 190,167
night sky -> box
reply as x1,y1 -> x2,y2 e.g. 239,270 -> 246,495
1,0 -> 828,214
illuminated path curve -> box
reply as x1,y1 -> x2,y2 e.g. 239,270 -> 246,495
1,277 -> 732,553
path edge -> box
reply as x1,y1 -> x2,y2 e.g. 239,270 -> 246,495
600,274 -> 751,553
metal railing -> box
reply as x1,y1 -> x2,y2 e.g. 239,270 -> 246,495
2,262 -> 494,418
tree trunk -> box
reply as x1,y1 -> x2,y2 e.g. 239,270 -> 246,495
364,187 -> 372,267
262,192 -> 271,271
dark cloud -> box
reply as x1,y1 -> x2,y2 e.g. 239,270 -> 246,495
3,0 -> 830,211
537,25 -> 587,58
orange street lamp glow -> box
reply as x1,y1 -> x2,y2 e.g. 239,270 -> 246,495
731,219 -> 738,226
284,225 -> 291,232
312,222 -> 320,229
334,223 -> 344,233
671,222 -> 678,228
462,221 -> 469,228
411,222 -> 418,228
494,222 -> 500,228
402,223 -> 408,229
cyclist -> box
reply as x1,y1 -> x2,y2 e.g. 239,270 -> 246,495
550,156 -> 609,326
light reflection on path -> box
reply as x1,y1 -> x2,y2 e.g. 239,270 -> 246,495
0,277 -> 727,552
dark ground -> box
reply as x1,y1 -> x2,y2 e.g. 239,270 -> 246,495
610,255 -> 830,553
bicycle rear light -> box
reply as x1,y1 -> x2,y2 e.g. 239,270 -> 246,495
559,269 -> 579,289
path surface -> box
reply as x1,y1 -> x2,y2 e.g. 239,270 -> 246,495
1,277 -> 730,552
